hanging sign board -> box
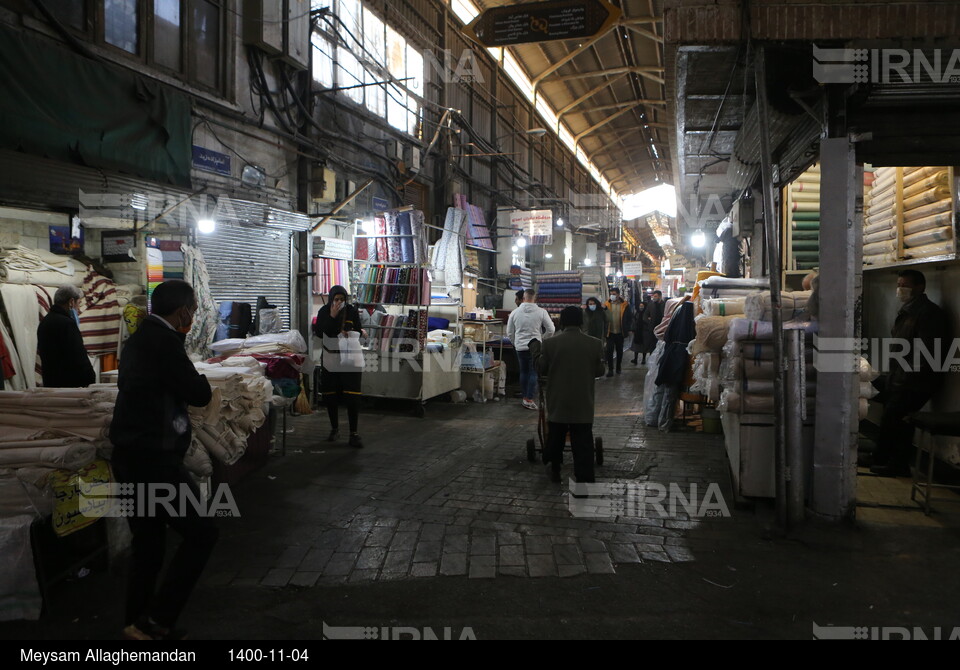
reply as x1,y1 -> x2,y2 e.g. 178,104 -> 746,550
101,231 -> 137,262
510,209 -> 553,245
465,0 -> 622,48
622,261 -> 643,277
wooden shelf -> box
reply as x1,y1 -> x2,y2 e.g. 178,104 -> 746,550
863,253 -> 960,271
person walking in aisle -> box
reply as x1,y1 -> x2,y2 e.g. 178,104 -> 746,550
532,306 -> 606,482
628,297 -> 646,365
507,288 -> 555,410
37,284 -> 95,388
638,290 -> 665,364
582,297 -> 606,344
603,287 -> 633,376
314,285 -> 366,448
109,280 -> 216,641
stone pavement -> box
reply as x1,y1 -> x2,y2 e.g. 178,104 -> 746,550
207,362 -> 737,588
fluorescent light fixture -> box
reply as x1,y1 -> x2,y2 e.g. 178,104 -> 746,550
692,229 -> 706,248
197,219 -> 216,234
545,253 -> 553,259
516,237 -> 527,248
130,194 -> 148,211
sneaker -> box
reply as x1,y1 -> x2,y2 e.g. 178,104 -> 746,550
522,399 -> 538,410
327,429 -> 340,442
349,433 -> 364,449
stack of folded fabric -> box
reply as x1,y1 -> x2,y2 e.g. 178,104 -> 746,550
506,265 -> 533,291
0,245 -> 86,286
189,360 -> 274,469
535,271 -> 582,316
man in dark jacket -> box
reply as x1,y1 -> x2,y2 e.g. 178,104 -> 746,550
313,285 -> 365,448
110,280 -> 215,640
533,306 -> 606,483
871,270 -> 948,477
36,285 -> 95,388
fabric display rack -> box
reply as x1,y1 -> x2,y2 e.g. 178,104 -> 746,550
581,266 -> 608,304
312,257 -> 350,296
455,194 -> 494,250
353,214 -> 460,412
505,264 -> 533,290
864,166 -> 956,266
535,270 -> 583,317
784,164 -> 821,272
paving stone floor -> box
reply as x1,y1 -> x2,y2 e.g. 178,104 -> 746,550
208,362 -> 735,587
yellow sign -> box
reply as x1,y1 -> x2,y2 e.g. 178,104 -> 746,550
50,459 -> 112,537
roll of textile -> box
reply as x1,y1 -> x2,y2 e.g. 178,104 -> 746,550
0,284 -> 41,389
904,225 -> 953,248
792,251 -> 820,261
743,291 -> 811,322
871,187 -> 896,208
864,218 -> 897,236
870,178 -> 896,198
789,201 -> 820,212
743,379 -> 818,395
903,239 -> 955,259
740,341 -> 814,363
790,211 -> 820,221
903,211 -> 954,236
903,171 -> 949,200
864,210 -> 896,228
0,442 -> 96,470
397,211 -> 415,263
903,198 -> 953,222
728,319 -> 774,342
873,168 -> 897,191
792,221 -> 820,231
863,239 -> 898,256
863,227 -> 898,245
791,240 -> 820,251
691,315 -> 738,355
863,252 -> 898,265
903,186 -> 951,211
796,262 -> 820,270
790,191 -> 821,203
700,297 -> 746,317
790,181 -> 820,193
791,231 -> 820,241
902,166 -> 945,188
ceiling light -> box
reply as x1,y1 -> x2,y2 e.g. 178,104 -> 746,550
197,219 -> 216,234
511,245 -> 519,252
583,258 -> 592,266
545,253 -> 553,259
616,271 -> 623,277
556,217 -> 564,228
516,237 -> 527,248
692,229 -> 706,248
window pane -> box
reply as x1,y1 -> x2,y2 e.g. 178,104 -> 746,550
311,34 -> 334,88
361,9 -> 384,117
104,0 -> 139,54
338,0 -> 361,43
190,0 -> 220,89
154,0 -> 182,71
386,83 -> 406,131
47,0 -> 85,31
385,25 -> 405,79
338,49 -> 364,104
405,46 -> 422,136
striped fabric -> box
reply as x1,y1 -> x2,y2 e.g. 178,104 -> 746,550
79,270 -> 122,356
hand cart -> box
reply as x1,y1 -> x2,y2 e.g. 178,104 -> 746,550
525,378 -> 603,466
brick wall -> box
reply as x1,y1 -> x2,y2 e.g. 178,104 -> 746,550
665,1 -> 960,44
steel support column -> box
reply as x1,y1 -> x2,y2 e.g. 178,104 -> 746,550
812,137 -> 862,520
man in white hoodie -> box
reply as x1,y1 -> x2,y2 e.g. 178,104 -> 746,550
507,289 -> 555,409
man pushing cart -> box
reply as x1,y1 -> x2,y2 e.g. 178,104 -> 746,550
528,306 -> 606,483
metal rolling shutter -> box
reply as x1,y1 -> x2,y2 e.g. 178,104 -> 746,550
198,222 -> 293,330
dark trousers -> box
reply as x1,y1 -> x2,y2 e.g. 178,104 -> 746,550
321,370 -> 361,433
606,334 -> 625,372
111,456 -> 219,628
875,388 -> 932,469
517,350 -> 537,399
546,422 -> 595,482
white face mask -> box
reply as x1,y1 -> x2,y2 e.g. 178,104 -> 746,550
896,287 -> 913,303
588,304 -> 597,311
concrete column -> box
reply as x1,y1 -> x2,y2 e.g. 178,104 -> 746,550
812,137 -> 863,519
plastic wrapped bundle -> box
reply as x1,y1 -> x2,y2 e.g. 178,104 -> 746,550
903,240 -> 955,259
863,239 -> 898,256
743,291 -> 811,322
903,211 -> 953,236
903,226 -> 953,249
691,315 -> 738,355
701,297 -> 746,317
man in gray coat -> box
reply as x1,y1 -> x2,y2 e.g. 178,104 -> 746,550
533,306 -> 606,483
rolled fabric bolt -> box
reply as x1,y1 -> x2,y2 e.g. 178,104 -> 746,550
903,186 -> 951,210
903,210 -> 954,236
902,166 -> 946,189
903,239 -> 955,259
903,225 -> 953,248
863,227 -> 897,245
863,239 -> 898,256
903,198 -> 953,221
903,171 -> 949,200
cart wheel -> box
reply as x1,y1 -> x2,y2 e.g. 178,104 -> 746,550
595,436 -> 604,465
413,403 -> 426,418
526,438 -> 537,463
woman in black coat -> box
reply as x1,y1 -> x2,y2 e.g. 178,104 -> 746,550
313,285 -> 365,448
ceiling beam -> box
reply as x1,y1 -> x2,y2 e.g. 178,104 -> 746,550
578,100 -> 663,115
551,66 -> 665,83
625,24 -> 663,44
557,72 -> 629,117
574,102 -> 644,145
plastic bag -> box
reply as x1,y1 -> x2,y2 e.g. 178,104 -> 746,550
643,341 -> 666,425
338,332 -> 364,370
258,308 -> 282,334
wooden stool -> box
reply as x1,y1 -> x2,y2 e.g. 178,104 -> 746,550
907,412 -> 960,515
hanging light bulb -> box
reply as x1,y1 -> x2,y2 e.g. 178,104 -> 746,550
511,244 -> 519,252
197,219 -> 216,234
616,271 -> 623,277
692,229 -> 706,248
556,217 -> 564,228
583,258 -> 592,266
516,237 -> 527,248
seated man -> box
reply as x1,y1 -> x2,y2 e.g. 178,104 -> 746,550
533,306 -> 606,483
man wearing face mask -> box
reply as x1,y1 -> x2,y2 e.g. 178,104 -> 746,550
110,280 -> 215,640
37,284 -> 95,388
602,288 -> 634,377
871,270 -> 948,477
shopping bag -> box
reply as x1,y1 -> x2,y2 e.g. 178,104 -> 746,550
338,332 -> 364,369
